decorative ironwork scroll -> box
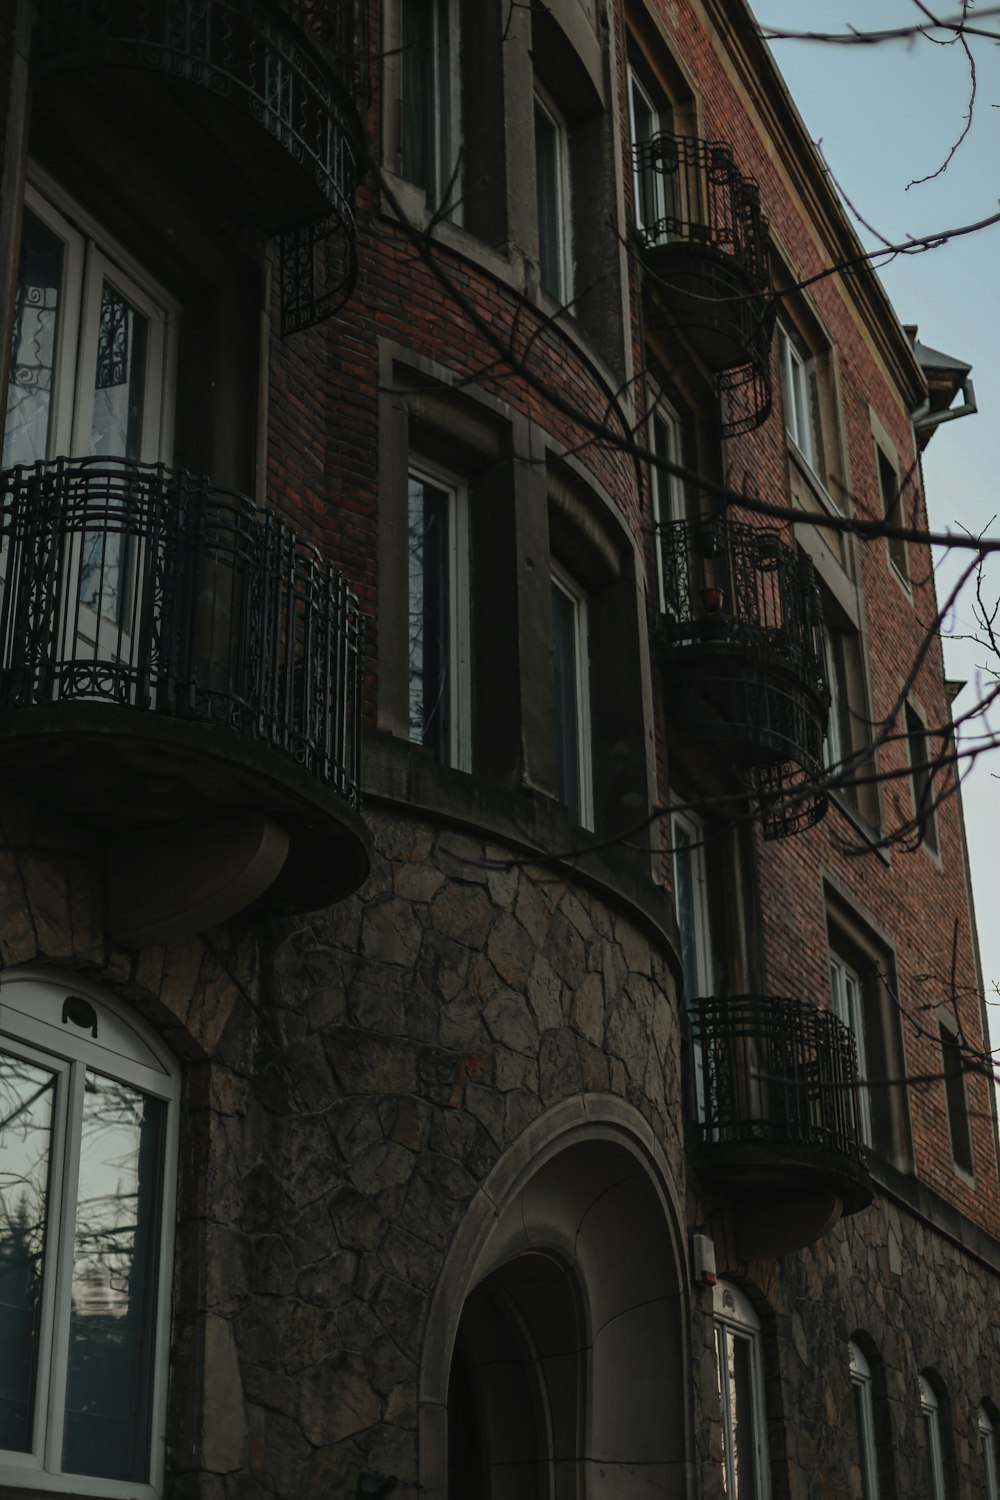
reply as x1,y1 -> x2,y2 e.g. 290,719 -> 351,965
655,515 -> 829,838
692,994 -> 865,1164
633,134 -> 774,436
33,0 -> 370,333
0,456 -> 364,807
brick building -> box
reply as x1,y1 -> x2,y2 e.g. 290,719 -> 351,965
0,1 -> 998,1499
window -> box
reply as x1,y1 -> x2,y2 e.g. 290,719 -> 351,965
938,1010 -> 974,1176
0,971 -> 178,1497
826,898 -> 913,1171
407,465 -> 471,769
628,69 -> 674,239
876,444 -> 908,583
980,1407 -> 999,1500
400,0 -> 459,212
649,394 -> 689,616
919,1376 -> 947,1500
849,1343 -> 880,1500
819,594 -> 879,829
671,808 -> 713,1004
905,701 -> 939,854
830,956 -> 872,1147
534,87 -> 571,302
550,567 -> 592,828
3,182 -> 173,469
777,325 -> 821,474
671,806 -> 713,1119
773,272 -> 847,518
713,1281 -> 769,1500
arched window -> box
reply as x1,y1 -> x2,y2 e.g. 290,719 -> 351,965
979,1406 -> 999,1500
918,1374 -> 946,1500
0,970 -> 178,1497
714,1280 -> 770,1500
848,1341 -> 880,1500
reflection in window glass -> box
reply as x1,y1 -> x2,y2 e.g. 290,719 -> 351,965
551,572 -> 591,828
0,1054 -> 56,1454
849,1342 -> 879,1500
919,1375 -> 946,1500
63,1074 -> 165,1482
408,473 -> 453,763
0,974 -> 177,1493
402,0 -> 452,208
714,1282 -> 768,1500
3,210 -> 64,469
534,94 -> 566,301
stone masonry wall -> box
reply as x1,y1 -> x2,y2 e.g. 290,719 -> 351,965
229,805 -> 685,1499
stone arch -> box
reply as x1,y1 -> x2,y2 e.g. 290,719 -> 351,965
419,1096 -> 690,1499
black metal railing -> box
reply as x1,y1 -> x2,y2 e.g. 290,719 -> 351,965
692,995 -> 864,1162
0,457 -> 363,807
33,0 -> 369,333
656,515 -> 825,689
633,134 -> 773,435
632,133 -> 772,294
656,515 -> 829,837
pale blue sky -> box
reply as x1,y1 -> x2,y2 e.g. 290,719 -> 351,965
750,2 -> 1000,1046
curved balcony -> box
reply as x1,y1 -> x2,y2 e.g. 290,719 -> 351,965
656,515 -> 828,839
692,995 -> 874,1254
32,0 -> 369,332
633,135 -> 773,436
0,457 -> 368,944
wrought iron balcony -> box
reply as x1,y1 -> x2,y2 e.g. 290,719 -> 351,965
656,515 -> 828,838
0,457 -> 368,939
32,0 -> 370,332
632,134 -> 773,436
691,995 -> 874,1247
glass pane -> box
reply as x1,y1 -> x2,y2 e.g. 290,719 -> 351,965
552,581 -> 581,822
77,280 -> 147,633
89,279 -> 148,460
62,1073 -> 165,1483
3,210 -> 65,469
0,1052 -> 56,1455
402,0 -> 449,204
672,827 -> 701,1001
408,475 -> 453,762
535,101 -> 563,298
724,1330 -> 758,1500
853,1383 -> 875,1500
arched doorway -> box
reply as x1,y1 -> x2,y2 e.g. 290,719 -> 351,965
426,1106 -> 690,1499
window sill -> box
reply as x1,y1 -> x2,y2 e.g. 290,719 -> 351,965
378,168 -> 524,288
828,787 -> 891,866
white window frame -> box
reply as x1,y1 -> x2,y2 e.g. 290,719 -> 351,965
849,1342 -> 880,1500
628,69 -> 669,239
0,969 -> 179,1499
713,1281 -> 770,1500
777,324 -> 817,472
550,565 -> 593,830
830,954 -> 872,1148
4,169 -> 176,470
649,392 -> 686,616
979,1407 -> 999,1500
533,85 -> 572,304
406,461 -> 472,772
919,1376 -> 946,1500
671,805 -> 712,1121
399,0 -> 461,215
